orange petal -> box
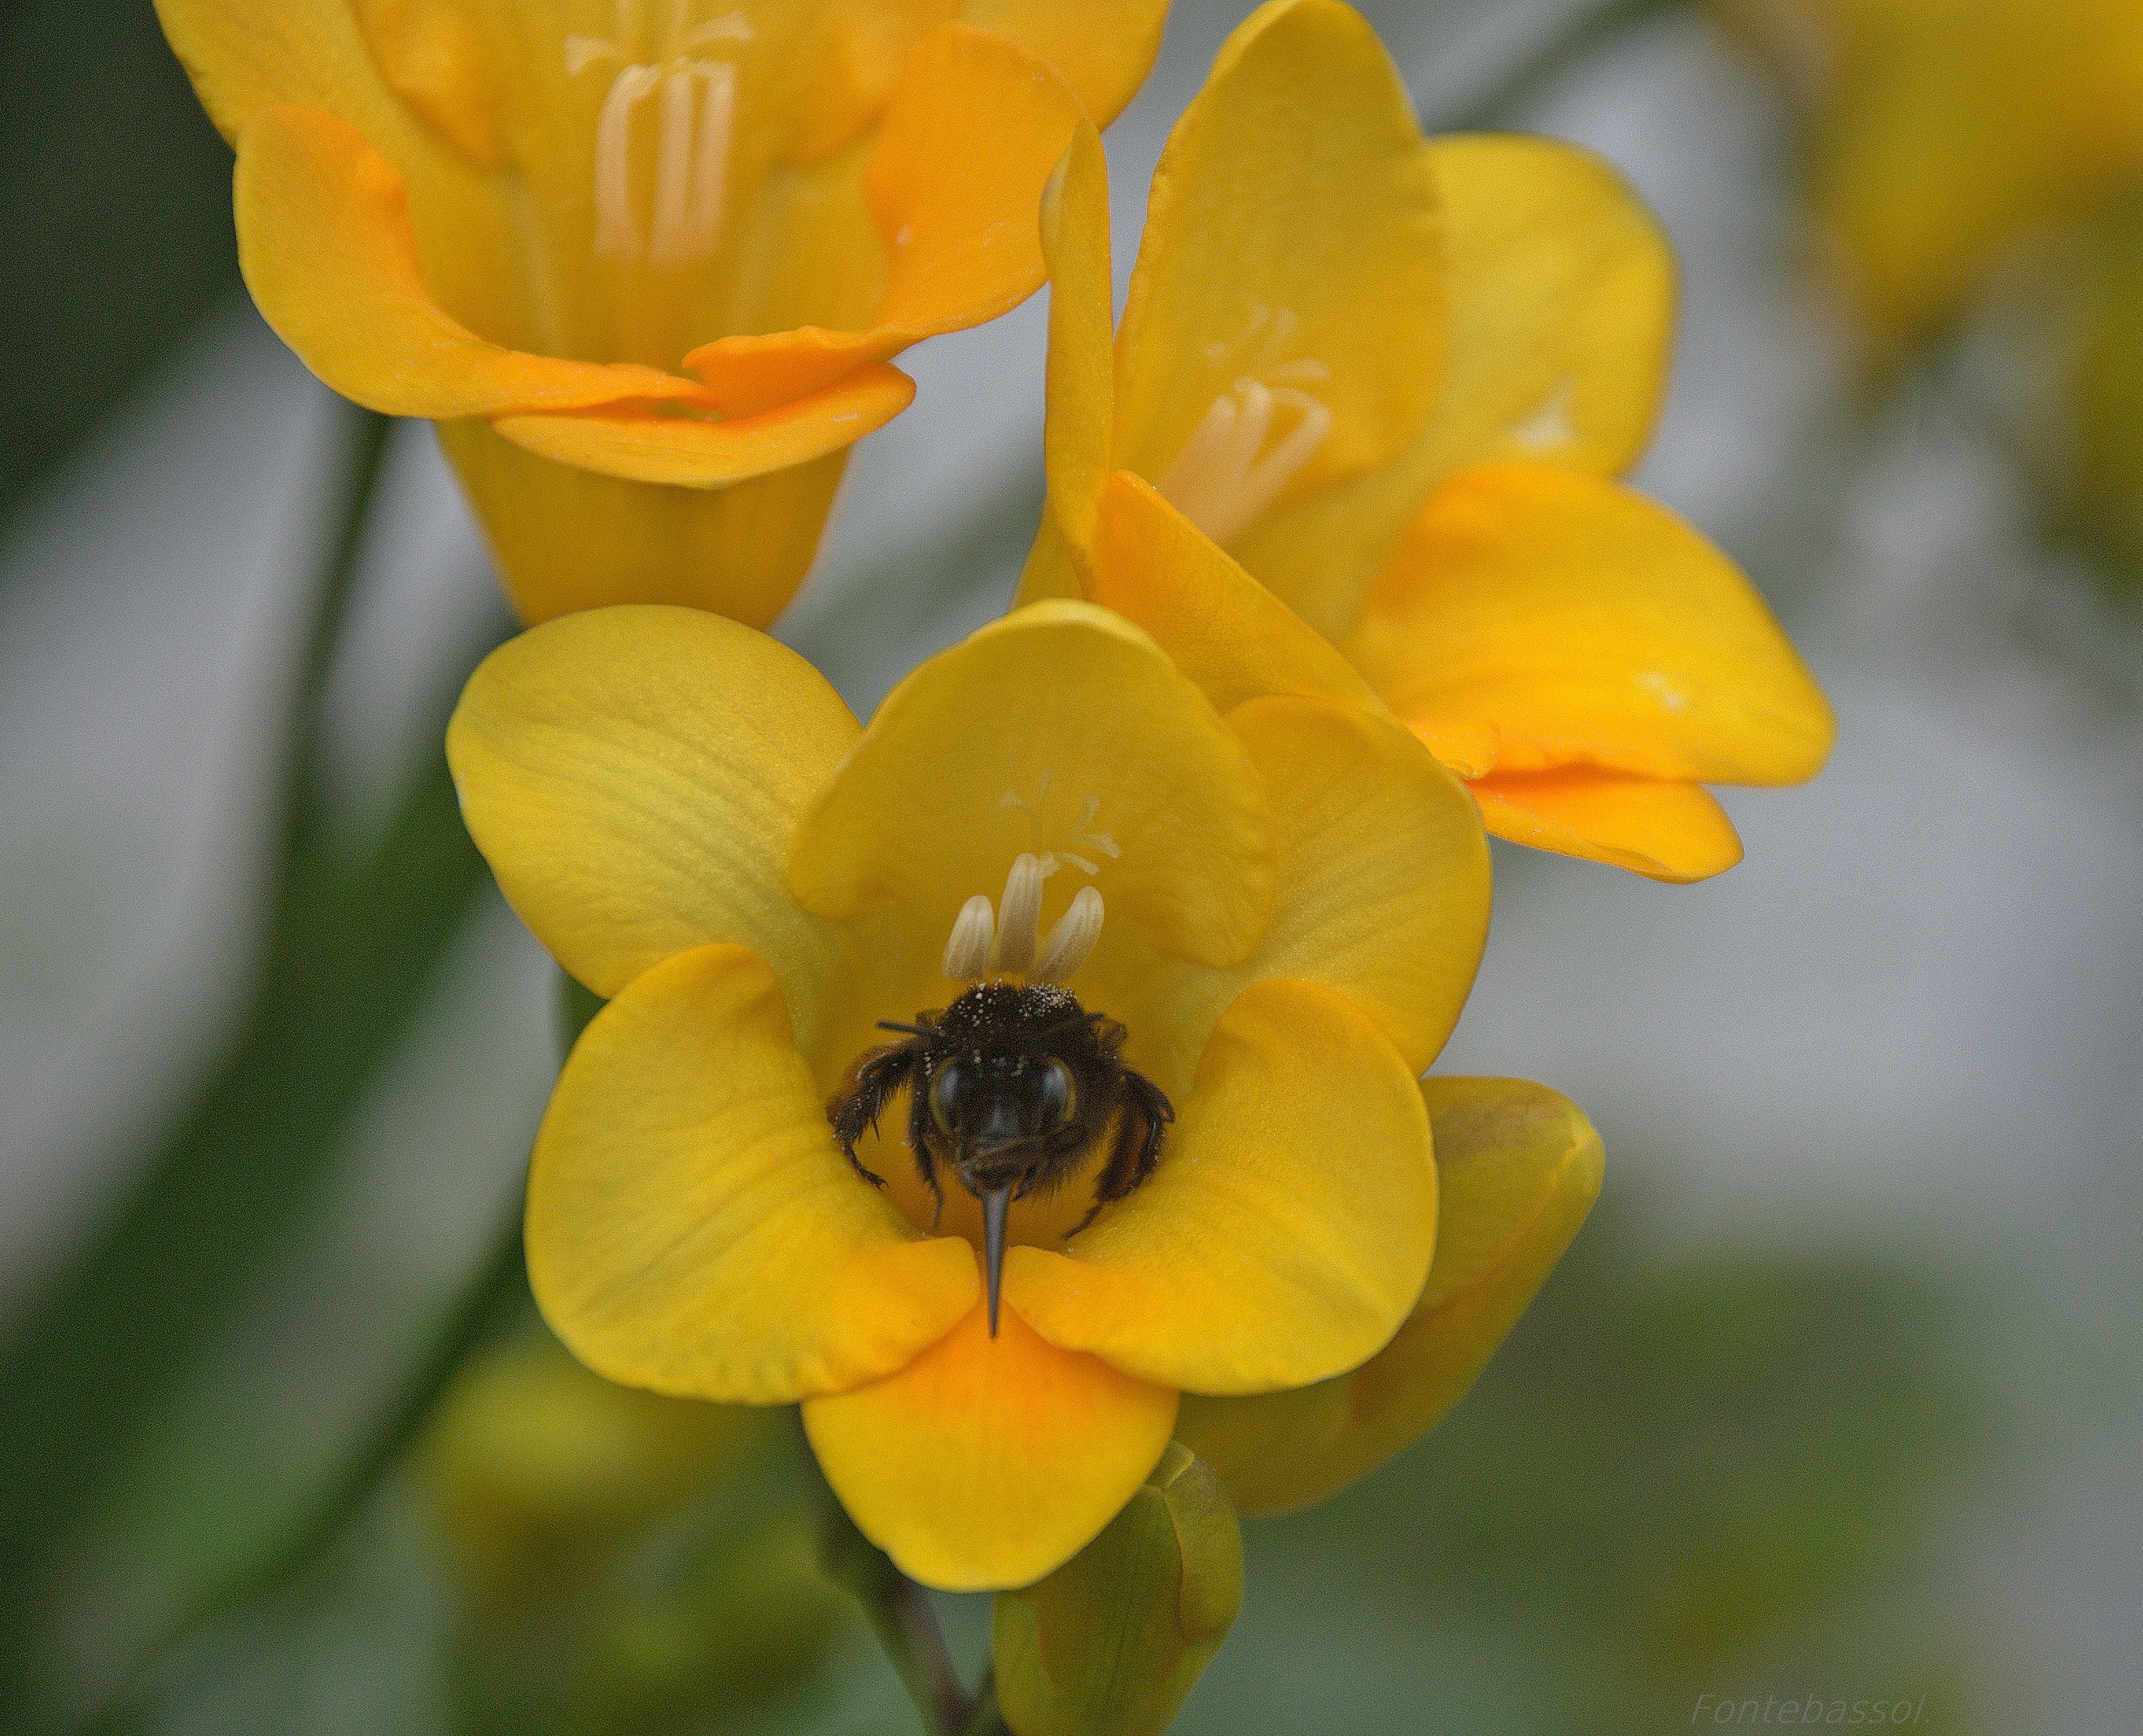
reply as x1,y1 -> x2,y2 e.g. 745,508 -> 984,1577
962,0 -> 1169,128
235,105 -> 709,419
1347,462 -> 1836,785
1471,767 -> 1744,882
688,24 -> 1085,416
491,363 -> 916,486
803,1304 -> 1177,1591
1038,125 -> 1117,565
1088,472 -> 1383,714
528,945 -> 981,1407
1005,979 -> 1436,1396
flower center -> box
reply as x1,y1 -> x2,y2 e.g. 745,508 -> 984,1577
567,5 -> 751,263
1156,305 -> 1333,545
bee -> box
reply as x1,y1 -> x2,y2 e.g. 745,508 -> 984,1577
828,981 -> 1173,1335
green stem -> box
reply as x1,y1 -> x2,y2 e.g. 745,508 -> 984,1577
0,408 -> 503,1711
799,1425 -> 977,1735
77,1201 -> 530,1736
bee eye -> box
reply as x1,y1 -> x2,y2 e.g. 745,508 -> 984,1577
1035,1058 -> 1076,1129
928,1061 -> 963,1137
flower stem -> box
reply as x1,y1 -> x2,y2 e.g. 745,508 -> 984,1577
0,402 -> 503,1714
75,1199 -> 530,1736
799,1424 -> 979,1735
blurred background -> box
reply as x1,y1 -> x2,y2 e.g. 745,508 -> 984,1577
1,0 -> 2138,1731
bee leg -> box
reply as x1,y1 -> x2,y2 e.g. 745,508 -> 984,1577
906,1063 -> 945,1228
828,1043 -> 918,1190
1070,1068 -> 1175,1236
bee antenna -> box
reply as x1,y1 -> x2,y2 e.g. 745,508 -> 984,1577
876,1020 -> 933,1035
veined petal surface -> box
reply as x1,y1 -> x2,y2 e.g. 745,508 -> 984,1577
963,0 -> 1169,126
687,25 -> 1086,414
804,1304 -> 1177,1591
1345,462 -> 1836,784
1176,1076 -> 1602,1514
1088,473 -> 1381,715
237,105 -> 712,419
1416,133 -> 1676,481
491,361 -> 914,484
1005,979 -> 1436,1394
447,606 -> 857,1040
436,428 -> 846,627
1113,0 -> 1443,511
1471,769 -> 1745,883
790,602 -> 1275,971
1036,125 -> 1117,563
1079,692 -> 1488,1098
528,944 -> 980,1405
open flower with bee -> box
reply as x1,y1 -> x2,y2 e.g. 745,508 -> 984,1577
445,596 -> 1537,1589
1022,0 -> 1835,882
154,0 -> 1165,625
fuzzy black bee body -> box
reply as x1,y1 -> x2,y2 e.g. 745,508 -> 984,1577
827,981 -> 1173,1333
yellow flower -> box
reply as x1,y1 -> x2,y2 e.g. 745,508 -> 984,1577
1720,0 -> 2143,347
447,598 -> 1497,1589
1021,0 -> 1835,882
156,0 -> 1167,625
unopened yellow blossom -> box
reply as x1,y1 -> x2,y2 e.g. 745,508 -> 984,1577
447,598 -> 1502,1589
1022,0 -> 1834,882
157,1 -> 1167,625
1720,0 -> 2143,348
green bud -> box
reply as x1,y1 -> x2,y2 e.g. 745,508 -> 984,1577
992,1444 -> 1243,1736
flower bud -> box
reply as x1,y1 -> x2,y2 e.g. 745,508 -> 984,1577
991,1443 -> 1243,1736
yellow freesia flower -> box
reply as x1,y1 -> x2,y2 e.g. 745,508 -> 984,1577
156,0 -> 1166,625
447,598 -> 1512,1589
1021,0 -> 1835,882
1720,0 -> 2143,347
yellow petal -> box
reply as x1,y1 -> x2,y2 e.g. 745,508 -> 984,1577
803,1303 -> 1177,1591
1005,978 -> 1436,1395
1176,1076 -> 1602,1515
688,24 -> 1085,416
491,362 -> 915,486
235,105 -> 711,420
158,0 -> 523,342
1471,768 -> 1744,883
1037,124 -> 1117,565
1345,462 -> 1836,784
789,601 -> 1276,971
962,0 -> 1170,127
528,944 -> 981,1406
1112,0 -> 1443,513
1082,693 -> 1488,1098
446,605 -> 858,1044
1416,133 -> 1676,480
436,425 -> 845,628
1407,716 -> 1501,780
1087,472 -> 1383,715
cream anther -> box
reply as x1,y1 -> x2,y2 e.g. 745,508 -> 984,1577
941,895 -> 997,981
1158,377 -> 1333,545
572,5 -> 746,263
988,854 -> 1048,976
1033,886 -> 1105,985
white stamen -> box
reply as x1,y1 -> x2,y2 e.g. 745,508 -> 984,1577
1158,375 -> 1333,546
989,854 -> 1047,976
941,895 -> 996,980
592,63 -> 661,258
1033,887 -> 1105,985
